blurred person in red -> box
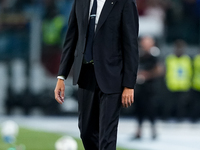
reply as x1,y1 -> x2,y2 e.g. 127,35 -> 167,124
136,0 -> 166,18
164,40 -> 192,120
190,51 -> 200,122
145,0 -> 166,20
134,36 -> 162,139
136,0 -> 147,16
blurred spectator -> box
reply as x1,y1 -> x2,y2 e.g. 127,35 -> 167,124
136,0 -> 166,19
165,0 -> 200,44
183,0 -> 200,19
136,0 -> 147,16
56,0 -> 73,17
182,0 -> 200,44
134,36 -> 162,140
137,0 -> 166,39
164,40 -> 192,120
0,0 -> 31,115
190,51 -> 200,122
0,0 -> 34,13
145,0 -> 166,21
41,0 -> 66,76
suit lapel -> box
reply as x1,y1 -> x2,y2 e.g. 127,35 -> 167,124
95,0 -> 118,35
82,0 -> 91,36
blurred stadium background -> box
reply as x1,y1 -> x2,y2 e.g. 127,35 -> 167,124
0,0 -> 200,150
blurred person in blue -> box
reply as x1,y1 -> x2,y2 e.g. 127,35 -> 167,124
164,39 -> 192,120
56,0 -> 74,17
190,51 -> 200,122
134,36 -> 162,140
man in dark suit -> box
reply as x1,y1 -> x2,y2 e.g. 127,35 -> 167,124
54,0 -> 139,149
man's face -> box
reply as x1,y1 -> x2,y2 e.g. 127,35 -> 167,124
140,36 -> 155,52
174,40 -> 186,57
175,48 -> 184,57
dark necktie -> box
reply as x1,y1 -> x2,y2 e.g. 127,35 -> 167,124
84,0 -> 97,63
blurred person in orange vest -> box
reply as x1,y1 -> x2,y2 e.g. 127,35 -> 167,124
134,36 -> 163,139
164,39 -> 192,120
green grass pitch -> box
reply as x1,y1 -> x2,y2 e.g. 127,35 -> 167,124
0,128 -> 134,150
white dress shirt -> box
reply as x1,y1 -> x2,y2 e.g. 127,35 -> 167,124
57,0 -> 106,80
89,0 -> 106,29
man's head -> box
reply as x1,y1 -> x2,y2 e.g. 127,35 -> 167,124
174,39 -> 186,57
140,36 -> 155,52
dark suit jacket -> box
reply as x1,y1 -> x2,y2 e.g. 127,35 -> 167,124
58,0 -> 139,94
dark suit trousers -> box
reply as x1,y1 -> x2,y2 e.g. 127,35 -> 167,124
78,63 -> 122,150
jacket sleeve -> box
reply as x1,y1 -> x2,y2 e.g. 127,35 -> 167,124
57,0 -> 78,79
122,0 -> 139,89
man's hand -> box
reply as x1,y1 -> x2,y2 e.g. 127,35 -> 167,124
54,79 -> 65,104
122,87 -> 134,108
